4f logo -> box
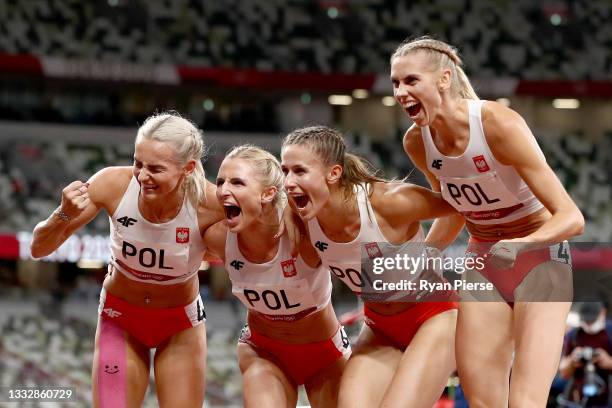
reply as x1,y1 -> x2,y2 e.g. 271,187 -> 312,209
281,259 -> 297,277
230,260 -> 244,270
315,241 -> 328,252
117,216 -> 137,227
431,159 -> 442,170
103,308 -> 122,318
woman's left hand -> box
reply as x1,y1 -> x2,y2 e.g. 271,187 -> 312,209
485,239 -> 526,269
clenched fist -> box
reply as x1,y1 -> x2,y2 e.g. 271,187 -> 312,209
59,181 -> 90,219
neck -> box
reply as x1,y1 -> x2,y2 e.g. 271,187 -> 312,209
316,187 -> 360,239
429,97 -> 469,145
140,185 -> 185,223
237,205 -> 280,263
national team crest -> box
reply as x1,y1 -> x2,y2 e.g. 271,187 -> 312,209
365,242 -> 383,259
281,259 -> 297,277
176,227 -> 190,243
472,155 -> 490,173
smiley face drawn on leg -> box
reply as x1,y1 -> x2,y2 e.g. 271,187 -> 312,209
104,364 -> 120,374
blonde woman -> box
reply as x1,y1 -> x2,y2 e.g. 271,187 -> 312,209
31,112 -> 223,407
394,36 -> 584,407
203,145 -> 349,407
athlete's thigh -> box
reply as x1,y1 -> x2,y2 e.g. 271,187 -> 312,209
338,324 -> 402,408
92,317 -> 150,408
237,341 -> 298,408
510,297 -> 571,407
459,267 -> 506,302
515,258 -> 573,302
305,354 -> 348,408
456,302 -> 514,408
380,309 -> 457,408
153,323 -> 207,408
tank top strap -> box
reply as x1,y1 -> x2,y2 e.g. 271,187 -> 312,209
356,184 -> 387,243
356,184 -> 376,231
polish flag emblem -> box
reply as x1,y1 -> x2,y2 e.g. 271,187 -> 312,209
472,155 -> 490,172
281,259 -> 297,277
176,228 -> 190,243
365,242 -> 382,259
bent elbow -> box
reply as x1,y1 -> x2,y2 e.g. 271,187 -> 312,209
30,245 -> 47,259
573,211 -> 585,237
30,237 -> 53,259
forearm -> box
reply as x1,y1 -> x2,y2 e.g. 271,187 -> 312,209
520,208 -> 584,250
425,214 -> 466,250
31,210 -> 72,258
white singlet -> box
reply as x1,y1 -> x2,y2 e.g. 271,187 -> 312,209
109,177 -> 206,285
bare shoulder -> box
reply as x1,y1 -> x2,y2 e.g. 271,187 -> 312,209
481,100 -> 529,142
371,179 -> 453,223
87,166 -> 132,209
481,101 -> 538,165
402,124 -> 424,155
370,181 -> 414,215
197,180 -> 225,231
402,124 -> 429,171
371,181 -> 430,208
202,220 -> 227,259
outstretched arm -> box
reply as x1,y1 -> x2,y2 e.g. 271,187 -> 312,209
201,220 -> 228,262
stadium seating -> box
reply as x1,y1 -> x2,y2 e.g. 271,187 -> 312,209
2,0 -> 611,79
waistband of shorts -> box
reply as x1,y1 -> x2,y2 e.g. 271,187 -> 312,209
99,287 -> 202,315
363,301 -> 458,322
243,323 -> 343,348
467,237 -> 569,255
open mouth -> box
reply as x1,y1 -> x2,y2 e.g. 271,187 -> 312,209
292,194 -> 309,210
224,205 -> 241,221
406,102 -> 422,118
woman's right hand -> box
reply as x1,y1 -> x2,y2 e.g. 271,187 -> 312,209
31,167 -> 126,259
59,181 -> 91,219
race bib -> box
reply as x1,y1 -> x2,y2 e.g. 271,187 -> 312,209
231,279 -> 318,316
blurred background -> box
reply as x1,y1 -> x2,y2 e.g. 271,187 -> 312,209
0,0 -> 611,407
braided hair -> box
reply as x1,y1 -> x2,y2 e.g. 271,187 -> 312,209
391,36 -> 478,100
136,111 -> 208,205
282,126 -> 386,201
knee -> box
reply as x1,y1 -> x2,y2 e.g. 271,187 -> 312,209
509,391 -> 547,408
461,377 -> 510,408
465,395 -> 505,408
509,399 -> 542,408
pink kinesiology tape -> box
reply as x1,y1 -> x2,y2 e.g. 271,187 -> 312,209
98,318 -> 127,407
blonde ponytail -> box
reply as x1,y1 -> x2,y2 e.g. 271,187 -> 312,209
456,66 -> 478,100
